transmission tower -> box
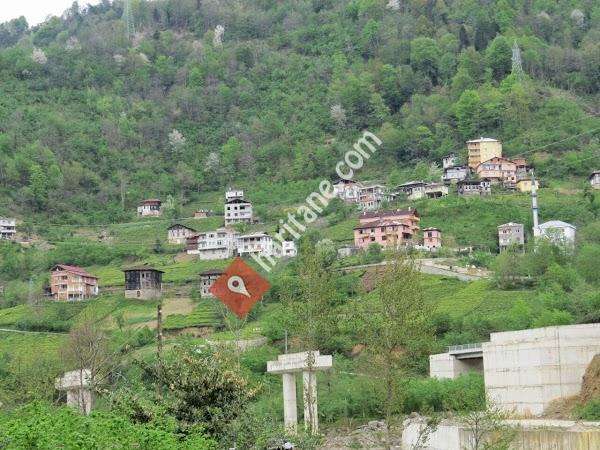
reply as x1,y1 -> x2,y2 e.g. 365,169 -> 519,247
511,40 -> 524,80
123,0 -> 135,40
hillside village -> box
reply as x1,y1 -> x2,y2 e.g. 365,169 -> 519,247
1,0 -> 600,448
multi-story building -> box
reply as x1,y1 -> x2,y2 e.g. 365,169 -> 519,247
0,217 -> 16,240
590,171 -> 600,189
423,227 -> 442,250
357,183 -> 388,211
167,223 -> 197,244
237,232 -> 274,257
475,157 -> 517,187
123,266 -> 163,299
137,199 -> 162,217
50,265 -> 99,301
224,198 -> 253,225
354,209 -> 420,250
442,165 -> 470,184
199,269 -> 223,298
187,227 -> 240,260
467,137 -> 502,169
442,153 -> 460,170
274,240 -> 298,258
225,189 -> 245,201
397,181 -> 448,200
497,222 -> 524,251
332,179 -> 362,203
457,179 -> 492,196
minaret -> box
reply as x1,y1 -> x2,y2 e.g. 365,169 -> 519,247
531,170 -> 540,236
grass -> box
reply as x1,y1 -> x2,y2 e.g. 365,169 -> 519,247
163,300 -> 221,330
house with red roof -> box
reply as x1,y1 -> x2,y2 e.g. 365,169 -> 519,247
50,264 -> 99,301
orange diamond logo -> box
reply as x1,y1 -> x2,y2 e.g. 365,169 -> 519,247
210,257 -> 270,319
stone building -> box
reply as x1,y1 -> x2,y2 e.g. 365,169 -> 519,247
457,179 -> 491,196
199,269 -> 223,298
123,266 -> 163,299
497,222 -> 524,251
167,223 -> 196,244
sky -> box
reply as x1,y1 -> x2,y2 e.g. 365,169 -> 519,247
1,1 -> 102,26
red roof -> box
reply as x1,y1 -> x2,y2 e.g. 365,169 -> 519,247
52,264 -> 98,279
359,209 -> 419,220
354,218 -> 412,230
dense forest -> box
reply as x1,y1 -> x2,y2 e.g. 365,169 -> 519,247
0,0 -> 599,223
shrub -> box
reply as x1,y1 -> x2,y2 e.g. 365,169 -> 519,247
575,398 -> 600,421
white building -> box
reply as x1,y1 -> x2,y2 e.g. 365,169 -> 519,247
275,240 -> 297,258
442,153 -> 459,170
0,218 -> 16,240
535,220 -> 576,247
497,222 -> 524,251
442,165 -> 469,184
137,199 -> 162,217
225,189 -> 244,201
237,232 -> 274,257
224,198 -> 253,226
589,171 -> 600,189
167,223 -> 196,244
332,179 -> 362,203
397,181 -> 448,200
187,227 -> 240,260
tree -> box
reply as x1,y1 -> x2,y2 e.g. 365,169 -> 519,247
486,36 -> 512,81
460,403 -> 517,450
354,256 -> 433,449
454,90 -> 482,139
410,37 -> 441,84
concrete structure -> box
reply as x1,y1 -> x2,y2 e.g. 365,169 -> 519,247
167,223 -> 196,244
55,369 -> 93,415
475,157 -> 517,187
457,179 -> 491,196
137,199 -> 162,217
516,177 -> 539,193
275,240 -> 298,258
332,179 -> 362,203
199,269 -> 223,298
123,266 -> 163,299
423,228 -> 442,250
225,189 -> 244,201
337,245 -> 359,258
397,181 -> 447,200
589,171 -> 600,189
50,265 -> 99,301
187,227 -> 240,260
354,209 -> 420,250
442,153 -> 459,170
224,198 -> 253,226
442,165 -> 470,184
402,416 -> 600,450
357,183 -> 388,211
0,217 -> 16,240
267,351 -> 333,433
237,232 -> 274,258
535,220 -> 576,247
430,323 -> 600,417
193,209 -> 212,219
467,137 -> 503,169
498,222 -> 524,251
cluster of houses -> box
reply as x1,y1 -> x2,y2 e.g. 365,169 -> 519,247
333,138 -> 542,210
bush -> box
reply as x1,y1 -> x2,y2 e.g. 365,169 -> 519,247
575,398 -> 600,421
402,373 -> 486,414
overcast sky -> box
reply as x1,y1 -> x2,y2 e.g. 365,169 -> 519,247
1,1 -> 103,26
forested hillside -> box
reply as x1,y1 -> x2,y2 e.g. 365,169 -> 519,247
0,0 -> 599,223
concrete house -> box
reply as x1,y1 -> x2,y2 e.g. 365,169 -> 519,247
274,240 -> 298,258
467,137 -> 502,169
497,222 -> 524,251
50,265 -> 99,301
423,227 -> 442,250
397,182 -> 448,201
167,223 -> 197,244
0,217 -> 16,240
442,153 -> 459,170
332,179 -> 362,203
123,266 -> 163,299
225,189 -> 244,201
515,177 -> 539,193
187,227 -> 240,260
354,209 -> 420,250
475,157 -> 517,187
137,199 -> 162,217
442,165 -> 469,184
199,269 -> 223,298
535,220 -> 576,247
457,179 -> 491,196
589,171 -> 600,189
237,232 -> 274,257
224,198 -> 253,226
357,183 -> 388,211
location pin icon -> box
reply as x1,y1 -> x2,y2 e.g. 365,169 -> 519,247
227,275 -> 251,297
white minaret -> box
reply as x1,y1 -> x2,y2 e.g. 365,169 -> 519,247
531,170 -> 540,236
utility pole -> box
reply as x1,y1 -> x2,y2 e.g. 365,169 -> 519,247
531,169 -> 540,237
511,40 -> 524,80
156,302 -> 163,359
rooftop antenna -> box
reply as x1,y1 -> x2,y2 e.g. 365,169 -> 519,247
123,0 -> 135,41
511,40 -> 524,80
